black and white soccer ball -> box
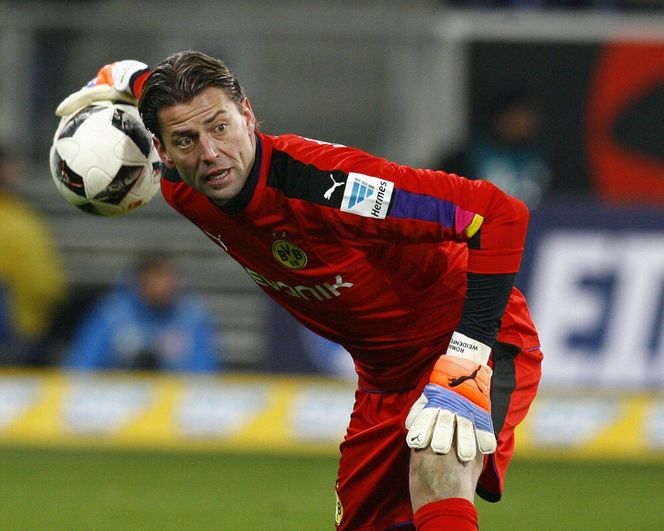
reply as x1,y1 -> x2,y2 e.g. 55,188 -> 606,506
49,101 -> 162,216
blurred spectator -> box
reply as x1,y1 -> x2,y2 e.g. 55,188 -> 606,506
434,87 -> 552,209
63,253 -> 222,373
0,143 -> 66,364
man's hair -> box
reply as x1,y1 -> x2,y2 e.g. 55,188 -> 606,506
138,51 -> 246,142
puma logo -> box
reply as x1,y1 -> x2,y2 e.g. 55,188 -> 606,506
448,366 -> 481,387
324,173 -> 344,200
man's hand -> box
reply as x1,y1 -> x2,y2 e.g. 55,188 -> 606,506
55,60 -> 149,117
406,354 -> 496,462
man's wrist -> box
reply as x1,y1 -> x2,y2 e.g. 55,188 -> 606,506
445,332 -> 491,365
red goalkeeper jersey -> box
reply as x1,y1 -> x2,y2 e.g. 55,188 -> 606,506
160,133 -> 535,389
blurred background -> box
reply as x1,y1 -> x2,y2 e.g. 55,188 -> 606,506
0,1 -> 663,529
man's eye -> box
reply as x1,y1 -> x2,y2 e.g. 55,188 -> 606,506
215,123 -> 227,134
176,137 -> 192,148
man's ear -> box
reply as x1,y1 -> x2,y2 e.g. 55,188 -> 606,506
153,136 -> 174,167
242,97 -> 256,134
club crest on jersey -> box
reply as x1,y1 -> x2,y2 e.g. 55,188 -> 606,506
272,240 -> 308,270
340,172 -> 394,219
335,491 -> 344,526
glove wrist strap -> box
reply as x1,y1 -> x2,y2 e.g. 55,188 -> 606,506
445,332 -> 491,365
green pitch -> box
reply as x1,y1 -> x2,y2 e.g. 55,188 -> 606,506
0,447 -> 662,530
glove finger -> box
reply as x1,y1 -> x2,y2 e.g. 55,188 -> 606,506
56,85 -> 137,117
476,429 -> 497,455
430,409 -> 455,455
406,407 -> 438,449
56,85 -> 108,117
455,415 -> 477,462
405,394 -> 428,429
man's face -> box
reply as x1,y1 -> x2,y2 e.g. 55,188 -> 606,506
153,87 -> 257,205
139,262 -> 178,310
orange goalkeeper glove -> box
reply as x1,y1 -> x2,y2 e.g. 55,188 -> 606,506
55,60 -> 149,117
406,334 -> 496,462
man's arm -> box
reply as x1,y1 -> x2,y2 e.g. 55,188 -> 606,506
405,185 -> 529,461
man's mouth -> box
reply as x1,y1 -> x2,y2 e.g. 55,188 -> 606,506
204,169 -> 230,186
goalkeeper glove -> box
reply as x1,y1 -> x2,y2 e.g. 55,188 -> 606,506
55,60 -> 150,117
406,333 -> 496,462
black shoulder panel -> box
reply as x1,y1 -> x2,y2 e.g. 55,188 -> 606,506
267,149 -> 347,209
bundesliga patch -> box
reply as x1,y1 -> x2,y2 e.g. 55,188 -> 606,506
340,172 -> 394,219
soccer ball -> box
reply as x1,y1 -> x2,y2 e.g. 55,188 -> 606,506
49,101 -> 162,216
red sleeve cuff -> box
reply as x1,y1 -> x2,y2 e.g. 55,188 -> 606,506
131,70 -> 151,99
467,248 -> 524,274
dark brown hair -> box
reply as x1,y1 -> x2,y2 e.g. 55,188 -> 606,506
138,51 -> 246,142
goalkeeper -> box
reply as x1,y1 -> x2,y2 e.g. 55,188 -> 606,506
57,53 -> 542,531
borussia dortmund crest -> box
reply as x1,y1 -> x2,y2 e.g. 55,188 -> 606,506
335,491 -> 344,526
272,240 -> 307,270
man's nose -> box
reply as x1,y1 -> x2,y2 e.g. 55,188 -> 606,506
199,134 -> 220,162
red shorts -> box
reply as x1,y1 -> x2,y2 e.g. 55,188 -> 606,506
334,339 -> 543,530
